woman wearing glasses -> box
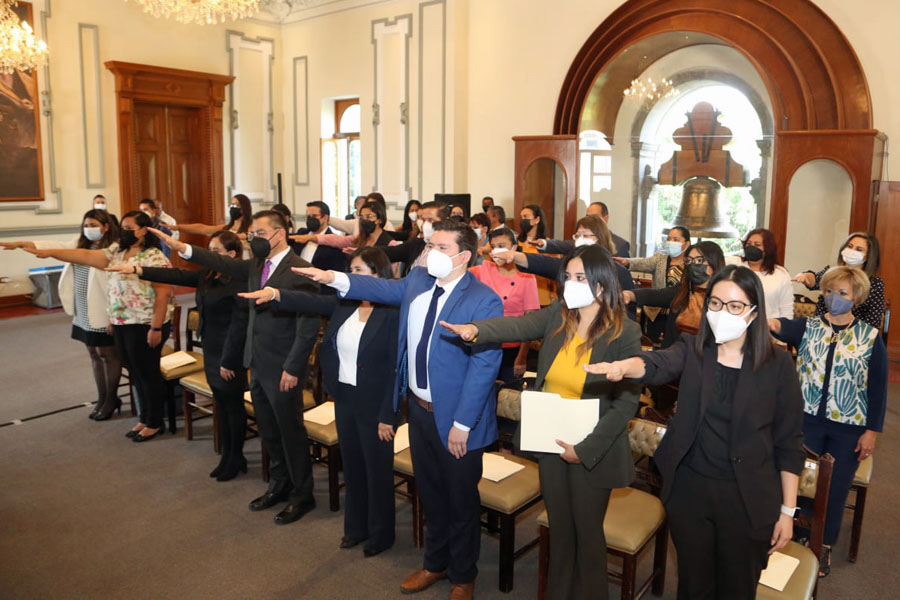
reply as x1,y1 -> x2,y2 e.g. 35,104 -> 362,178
623,241 -> 725,348
769,266 -> 887,576
586,265 -> 805,600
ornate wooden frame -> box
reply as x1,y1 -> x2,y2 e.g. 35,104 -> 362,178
553,0 -> 884,262
512,136 -> 579,239
104,61 -> 234,222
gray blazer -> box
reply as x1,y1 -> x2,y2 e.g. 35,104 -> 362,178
473,303 -> 642,488
628,252 -> 669,288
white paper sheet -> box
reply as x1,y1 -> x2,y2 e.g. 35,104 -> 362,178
758,551 -> 800,591
303,401 -> 336,425
393,423 -> 410,454
519,391 -> 600,454
159,350 -> 197,372
481,453 -> 525,482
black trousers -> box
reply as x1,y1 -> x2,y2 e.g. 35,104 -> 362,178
539,455 -> 612,600
408,399 -> 484,584
801,416 -> 862,545
334,382 -> 395,551
113,323 -> 170,429
249,369 -> 313,502
666,465 -> 772,600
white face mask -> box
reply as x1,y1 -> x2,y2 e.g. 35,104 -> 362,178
472,227 -> 483,242
706,307 -> 756,344
574,236 -> 596,248
841,247 -> 866,266
426,249 -> 464,279
663,241 -> 685,257
141,210 -> 154,220
83,226 -> 103,241
422,221 -> 434,241
93,203 -> 107,211
409,211 -> 418,222
563,281 -> 598,309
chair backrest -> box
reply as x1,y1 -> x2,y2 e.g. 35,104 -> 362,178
796,447 -> 835,559
627,418 -> 666,457
793,293 -> 817,319
170,302 -> 182,351
496,388 -> 522,421
185,307 -> 202,352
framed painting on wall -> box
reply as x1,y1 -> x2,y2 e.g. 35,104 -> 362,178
0,1 -> 44,202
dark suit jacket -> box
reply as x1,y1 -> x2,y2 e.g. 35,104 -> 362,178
340,268 -> 503,450
273,290 -> 399,424
185,246 -> 321,378
290,226 -> 348,273
522,252 -> 634,292
381,237 -> 427,275
542,234 -> 630,259
474,305 -> 642,488
639,334 -> 806,530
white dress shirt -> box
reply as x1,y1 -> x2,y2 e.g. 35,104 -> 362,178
336,308 -> 366,386
299,238 -> 318,264
329,269 -> 470,431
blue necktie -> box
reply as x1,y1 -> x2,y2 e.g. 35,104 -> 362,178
415,286 -> 445,390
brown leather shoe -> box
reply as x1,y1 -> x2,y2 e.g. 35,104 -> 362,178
400,569 -> 447,594
449,582 -> 474,600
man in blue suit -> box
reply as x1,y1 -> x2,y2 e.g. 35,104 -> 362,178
295,219 -> 503,600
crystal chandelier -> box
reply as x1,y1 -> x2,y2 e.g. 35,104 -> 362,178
0,0 -> 49,75
126,0 -> 262,25
623,76 -> 676,102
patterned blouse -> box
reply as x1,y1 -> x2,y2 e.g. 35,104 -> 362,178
104,246 -> 173,325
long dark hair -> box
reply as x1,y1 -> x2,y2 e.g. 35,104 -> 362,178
271,203 -> 294,232
122,210 -> 162,251
401,199 -> 421,231
672,241 -> 725,312
837,231 -> 880,279
348,246 -> 394,280
77,209 -> 119,249
226,194 -> 252,235
356,201 -> 386,249
694,265 -> 774,371
742,227 -> 778,275
552,245 -> 626,360
522,204 -> 547,240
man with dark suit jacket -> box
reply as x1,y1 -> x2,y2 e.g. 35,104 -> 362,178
296,220 -> 503,600
289,201 -> 347,291
379,201 -> 447,275
535,201 -> 631,258
151,211 -> 321,525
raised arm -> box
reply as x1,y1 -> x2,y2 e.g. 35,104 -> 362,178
519,253 -> 562,280
632,284 -> 678,308
183,244 -> 252,280
314,232 -> 358,249
451,304 -> 555,344
171,222 -> 222,236
132,265 -> 203,288
239,286 -> 341,316
23,247 -> 110,269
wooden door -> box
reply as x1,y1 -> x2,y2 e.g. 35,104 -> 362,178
132,103 -> 206,268
875,181 -> 900,361
523,158 -> 557,238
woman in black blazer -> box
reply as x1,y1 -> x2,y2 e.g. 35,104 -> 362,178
587,265 -> 806,600
108,231 -> 250,480
241,246 -> 399,556
442,245 -> 642,600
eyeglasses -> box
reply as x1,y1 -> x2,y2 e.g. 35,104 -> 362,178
572,233 -> 597,240
708,296 -> 754,315
684,256 -> 708,265
246,228 -> 280,241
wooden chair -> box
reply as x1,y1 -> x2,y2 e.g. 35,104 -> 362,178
179,370 -> 218,451
304,401 -> 343,512
392,446 -> 423,547
537,418 -> 668,600
756,447 -> 835,600
847,454 -> 873,563
159,303 -> 204,432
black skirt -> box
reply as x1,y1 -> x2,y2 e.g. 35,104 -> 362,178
71,323 -> 115,347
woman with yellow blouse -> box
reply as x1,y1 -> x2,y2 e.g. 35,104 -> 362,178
441,245 -> 641,600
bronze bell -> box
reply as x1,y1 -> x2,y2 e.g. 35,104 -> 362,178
668,176 -> 738,239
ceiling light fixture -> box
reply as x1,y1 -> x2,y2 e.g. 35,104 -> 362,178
0,0 -> 48,75
623,76 -> 676,102
126,0 -> 261,25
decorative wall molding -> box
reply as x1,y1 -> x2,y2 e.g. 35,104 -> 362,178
371,14 -> 412,206
292,56 -> 310,188
251,0 -> 393,25
0,0 -> 63,215
226,31 -> 276,204
417,0 -> 445,202
78,23 -> 105,189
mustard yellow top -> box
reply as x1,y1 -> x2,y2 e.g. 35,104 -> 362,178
542,333 -> 590,399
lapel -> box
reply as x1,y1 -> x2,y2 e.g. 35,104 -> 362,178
397,269 -> 435,366
535,312 -> 564,390
729,353 -> 757,442
699,343 -> 718,416
358,306 -> 388,356
431,272 -> 472,355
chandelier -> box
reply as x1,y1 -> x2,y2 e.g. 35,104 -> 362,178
623,76 -> 676,102
0,0 -> 49,75
126,0 -> 261,25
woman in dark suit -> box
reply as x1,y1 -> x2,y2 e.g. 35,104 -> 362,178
442,245 -> 642,600
107,231 -> 250,480
240,246 -> 399,556
586,265 -> 805,599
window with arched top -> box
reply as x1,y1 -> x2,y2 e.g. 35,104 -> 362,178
578,130 -> 612,207
322,98 -> 361,217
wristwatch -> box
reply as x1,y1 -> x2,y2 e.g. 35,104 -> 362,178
150,326 -> 162,332
780,504 -> 798,517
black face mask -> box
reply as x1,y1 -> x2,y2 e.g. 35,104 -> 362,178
451,215 -> 466,223
686,263 -> 710,285
119,230 -> 138,249
306,216 -> 321,232
743,245 -> 764,262
359,219 -> 377,236
520,219 -> 532,235
250,235 -> 272,259
229,206 -> 242,221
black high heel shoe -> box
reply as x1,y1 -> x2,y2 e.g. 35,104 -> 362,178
132,427 -> 165,443
89,402 -> 102,420
94,399 -> 123,422
216,456 -> 248,482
